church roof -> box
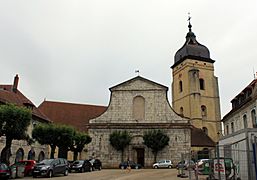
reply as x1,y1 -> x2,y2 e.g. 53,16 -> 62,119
172,21 -> 214,69
38,100 -> 107,132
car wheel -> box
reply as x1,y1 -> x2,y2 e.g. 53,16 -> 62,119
81,167 -> 85,173
64,169 -> 68,176
154,165 -> 158,169
99,166 -> 102,170
121,166 -> 125,169
168,165 -> 172,169
135,166 -> 139,169
33,174 -> 37,178
48,170 -> 53,178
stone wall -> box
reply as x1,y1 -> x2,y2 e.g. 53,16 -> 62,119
88,77 -> 191,168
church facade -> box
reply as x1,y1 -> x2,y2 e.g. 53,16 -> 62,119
87,76 -> 191,168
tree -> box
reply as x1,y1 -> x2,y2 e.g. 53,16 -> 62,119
0,104 -> 32,164
109,130 -> 132,162
32,123 -> 58,159
70,131 -> 92,161
56,125 -> 75,159
143,130 -> 170,162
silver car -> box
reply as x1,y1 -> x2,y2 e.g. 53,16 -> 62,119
153,160 -> 174,169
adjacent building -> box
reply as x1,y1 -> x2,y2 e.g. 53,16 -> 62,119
219,78 -> 257,180
38,101 -> 107,132
0,75 -> 50,164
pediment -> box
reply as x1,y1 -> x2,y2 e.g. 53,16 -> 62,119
110,76 -> 168,91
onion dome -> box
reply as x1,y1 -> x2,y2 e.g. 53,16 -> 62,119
172,21 -> 214,68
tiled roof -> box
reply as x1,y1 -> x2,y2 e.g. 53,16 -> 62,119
191,126 -> 216,147
38,101 -> 107,132
0,85 -> 50,122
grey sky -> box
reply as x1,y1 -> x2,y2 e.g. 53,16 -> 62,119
0,0 -> 256,117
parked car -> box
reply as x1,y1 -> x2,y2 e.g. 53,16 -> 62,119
197,159 -> 210,166
153,160 -> 174,169
119,161 -> 142,169
11,160 -> 36,176
90,159 -> 102,170
0,163 -> 11,180
32,158 -> 69,178
69,160 -> 92,173
176,160 -> 195,170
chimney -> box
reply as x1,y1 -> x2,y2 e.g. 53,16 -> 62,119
13,74 -> 19,93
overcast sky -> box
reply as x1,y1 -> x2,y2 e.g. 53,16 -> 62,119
0,0 -> 256,117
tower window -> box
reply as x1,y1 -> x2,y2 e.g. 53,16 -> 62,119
179,81 -> 183,92
203,127 -> 208,135
199,79 -> 205,90
201,105 -> 207,118
226,125 -> 229,135
180,107 -> 184,116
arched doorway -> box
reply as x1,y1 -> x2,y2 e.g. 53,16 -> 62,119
15,148 -> 24,162
38,151 -> 45,162
28,148 -> 35,160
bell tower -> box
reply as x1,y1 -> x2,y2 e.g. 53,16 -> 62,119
171,19 -> 221,142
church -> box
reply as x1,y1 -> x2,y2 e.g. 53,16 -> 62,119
86,21 -> 220,168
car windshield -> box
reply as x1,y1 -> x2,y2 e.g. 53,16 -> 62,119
73,160 -> 83,165
0,164 -> 8,169
38,159 -> 54,165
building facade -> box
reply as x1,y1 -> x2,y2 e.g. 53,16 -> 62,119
87,76 -> 191,168
171,22 -> 221,143
219,79 -> 257,180
0,75 -> 50,164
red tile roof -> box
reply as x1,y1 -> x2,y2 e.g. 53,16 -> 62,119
191,126 -> 216,147
38,101 -> 107,132
0,85 -> 50,122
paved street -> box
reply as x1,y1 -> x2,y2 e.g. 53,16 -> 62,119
22,169 -> 207,180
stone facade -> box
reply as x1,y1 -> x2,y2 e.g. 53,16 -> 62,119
87,76 -> 191,168
0,121 -> 49,164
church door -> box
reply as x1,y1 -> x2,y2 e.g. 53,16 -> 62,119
136,148 -> 144,167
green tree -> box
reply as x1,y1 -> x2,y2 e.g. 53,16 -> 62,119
109,130 -> 132,162
143,130 -> 170,162
56,125 -> 75,159
0,104 -> 32,164
70,131 -> 92,161
32,123 -> 58,159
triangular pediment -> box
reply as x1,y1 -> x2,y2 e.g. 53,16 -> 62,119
110,76 -> 168,91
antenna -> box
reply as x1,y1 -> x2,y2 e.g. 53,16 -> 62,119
253,68 -> 256,79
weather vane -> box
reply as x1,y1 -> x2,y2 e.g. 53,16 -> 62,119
135,70 -> 140,76
187,12 -> 192,31
188,12 -> 191,22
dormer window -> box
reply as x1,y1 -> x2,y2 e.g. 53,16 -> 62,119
23,103 -> 34,110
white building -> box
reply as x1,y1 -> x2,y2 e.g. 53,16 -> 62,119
219,78 -> 257,180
